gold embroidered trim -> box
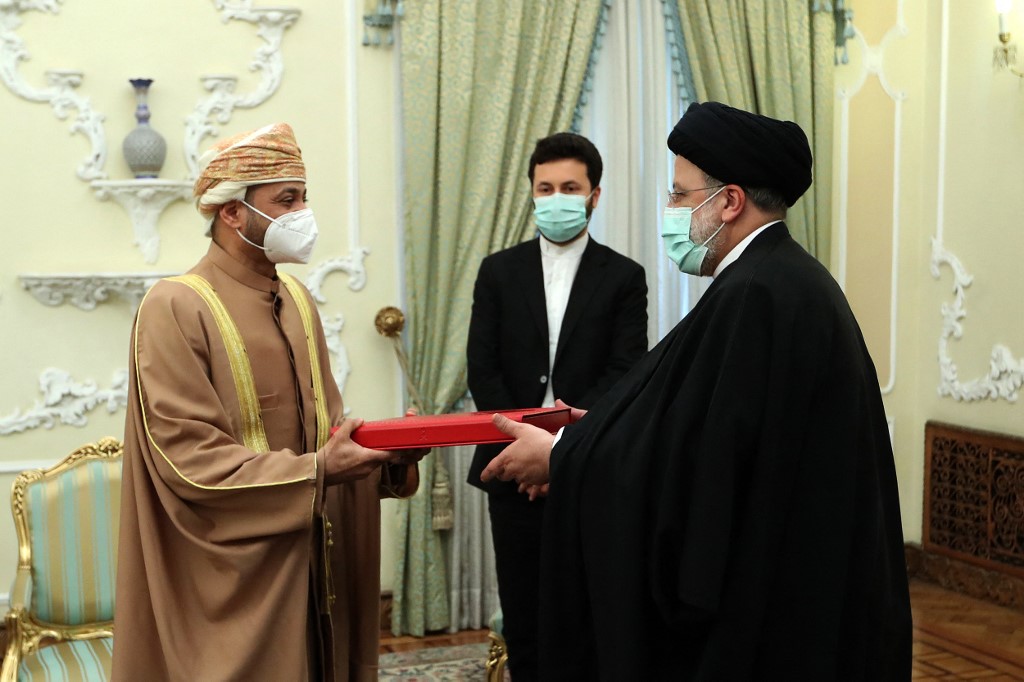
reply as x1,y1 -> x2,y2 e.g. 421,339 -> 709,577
279,273 -> 330,450
134,285 -> 311,491
166,275 -> 271,453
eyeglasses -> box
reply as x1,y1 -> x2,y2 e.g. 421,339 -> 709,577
666,185 -> 725,207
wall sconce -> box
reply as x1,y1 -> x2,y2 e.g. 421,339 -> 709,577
811,1 -> 856,65
363,0 -> 403,47
994,0 -> 1023,78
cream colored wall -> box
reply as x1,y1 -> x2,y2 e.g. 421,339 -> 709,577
838,0 -> 1024,544
0,2 -> 406,595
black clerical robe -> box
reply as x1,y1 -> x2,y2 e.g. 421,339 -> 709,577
539,223 -> 911,680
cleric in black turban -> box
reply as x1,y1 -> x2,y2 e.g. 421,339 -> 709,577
481,100 -> 912,679
667,100 -> 813,206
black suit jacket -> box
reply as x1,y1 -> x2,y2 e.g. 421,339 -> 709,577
466,236 -> 648,494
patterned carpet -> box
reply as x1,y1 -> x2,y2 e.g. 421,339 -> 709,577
379,643 -> 490,681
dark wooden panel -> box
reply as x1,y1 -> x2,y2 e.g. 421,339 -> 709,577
924,421 -> 1024,580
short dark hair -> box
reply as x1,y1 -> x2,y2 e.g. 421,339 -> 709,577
741,186 -> 789,214
702,172 -> 788,216
528,132 -> 603,189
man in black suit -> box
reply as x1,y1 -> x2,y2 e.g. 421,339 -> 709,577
466,132 -> 648,681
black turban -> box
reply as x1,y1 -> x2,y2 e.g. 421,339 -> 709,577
667,101 -> 812,207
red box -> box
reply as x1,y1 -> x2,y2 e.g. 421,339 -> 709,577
329,407 -> 571,450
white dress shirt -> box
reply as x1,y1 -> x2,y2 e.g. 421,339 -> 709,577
539,232 -> 589,407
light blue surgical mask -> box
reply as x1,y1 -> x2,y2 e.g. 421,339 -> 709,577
533,192 -> 592,243
661,186 -> 727,275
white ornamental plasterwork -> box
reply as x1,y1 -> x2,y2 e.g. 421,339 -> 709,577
306,253 -> 368,414
1,0 -> 369,434
2,0 -> 301,183
1,0 -> 300,263
306,249 -> 369,302
322,313 -> 352,415
930,238 -> 1023,402
0,369 -> 128,435
835,0 -> 908,397
930,0 -> 1023,404
8,263 -> 362,434
0,1 -> 107,181
183,1 -> 301,177
19,272 -> 176,311
90,181 -> 193,264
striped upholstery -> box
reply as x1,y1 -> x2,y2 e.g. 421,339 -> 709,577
488,608 -> 504,636
25,459 -> 121,625
17,637 -> 113,682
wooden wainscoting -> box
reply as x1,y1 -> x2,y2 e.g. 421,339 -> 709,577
924,421 -> 1024,582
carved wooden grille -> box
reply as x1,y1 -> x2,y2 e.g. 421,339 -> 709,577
924,421 -> 1024,578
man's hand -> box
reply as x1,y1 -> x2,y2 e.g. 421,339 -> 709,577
391,408 -> 430,465
480,414 -> 554,486
554,398 -> 587,423
323,418 -> 398,485
519,482 -> 550,501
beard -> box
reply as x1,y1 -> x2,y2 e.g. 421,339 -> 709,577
689,207 -> 724,277
241,210 -> 267,247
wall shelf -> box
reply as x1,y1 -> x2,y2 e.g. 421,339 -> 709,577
90,180 -> 193,264
19,272 -> 179,312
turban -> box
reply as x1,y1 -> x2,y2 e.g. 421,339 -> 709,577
193,122 -> 306,234
667,101 -> 812,207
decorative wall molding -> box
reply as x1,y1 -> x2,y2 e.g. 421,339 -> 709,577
2,1 -> 302,182
931,0 -> 1023,404
835,0 -> 907,396
183,2 -> 302,176
306,251 -> 367,415
8,262 -> 362,434
90,180 -> 193,263
19,272 -> 176,311
1,1 -> 369,436
0,369 -> 128,436
306,250 -> 369,302
322,313 -> 352,411
0,2 -> 107,181
5,294 -> 356,435
1,0 -> 301,263
931,240 -> 1023,402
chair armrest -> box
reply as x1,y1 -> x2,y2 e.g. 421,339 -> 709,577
0,567 -> 31,682
9,566 -> 31,612
1,608 -> 25,682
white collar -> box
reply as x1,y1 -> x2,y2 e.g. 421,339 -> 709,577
539,230 -> 589,258
712,220 -> 782,278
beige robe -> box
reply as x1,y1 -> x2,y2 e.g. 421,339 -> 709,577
114,243 -> 414,681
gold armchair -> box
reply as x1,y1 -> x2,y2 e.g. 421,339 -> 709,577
1,438 -> 122,682
485,608 -> 508,682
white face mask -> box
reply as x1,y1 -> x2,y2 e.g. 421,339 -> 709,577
237,200 -> 319,264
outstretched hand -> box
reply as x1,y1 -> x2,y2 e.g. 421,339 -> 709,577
323,418 -> 399,485
480,413 -> 554,487
554,398 -> 587,423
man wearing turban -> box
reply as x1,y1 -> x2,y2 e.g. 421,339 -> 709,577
114,123 -> 424,681
481,102 -> 912,679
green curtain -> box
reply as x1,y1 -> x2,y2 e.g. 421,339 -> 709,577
676,0 -> 835,264
392,0 -> 606,636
